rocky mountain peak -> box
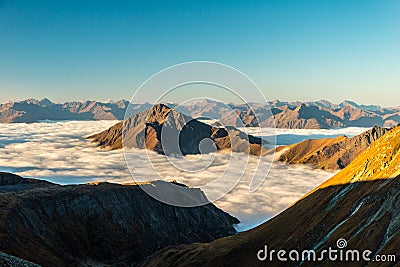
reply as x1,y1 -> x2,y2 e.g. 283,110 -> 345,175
89,103 -> 267,156
37,98 -> 53,106
145,103 -> 173,124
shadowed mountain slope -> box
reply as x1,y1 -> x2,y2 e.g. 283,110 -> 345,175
142,127 -> 400,267
142,179 -> 400,267
0,172 -> 238,267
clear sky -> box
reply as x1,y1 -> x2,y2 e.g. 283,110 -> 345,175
1,0 -> 399,106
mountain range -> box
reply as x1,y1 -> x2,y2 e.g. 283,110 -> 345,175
176,99 -> 400,128
1,103 -> 400,265
2,98 -> 400,129
0,98 -> 151,123
142,126 -> 400,266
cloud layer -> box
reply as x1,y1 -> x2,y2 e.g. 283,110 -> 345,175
0,121 -> 366,230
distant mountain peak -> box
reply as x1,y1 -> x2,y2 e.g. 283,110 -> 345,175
38,98 -> 53,106
339,100 -> 382,111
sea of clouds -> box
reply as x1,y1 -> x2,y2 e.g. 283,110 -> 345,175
0,121 -> 368,231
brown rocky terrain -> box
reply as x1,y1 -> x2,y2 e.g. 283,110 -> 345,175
0,172 -> 239,267
88,103 -> 267,156
278,126 -> 389,170
263,104 -> 345,129
142,127 -> 400,267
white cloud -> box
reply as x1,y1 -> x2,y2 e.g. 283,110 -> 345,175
243,127 -> 369,146
0,121 -> 366,231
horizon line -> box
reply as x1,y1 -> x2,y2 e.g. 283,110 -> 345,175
2,97 -> 397,108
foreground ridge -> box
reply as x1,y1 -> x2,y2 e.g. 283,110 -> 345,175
0,172 -> 238,266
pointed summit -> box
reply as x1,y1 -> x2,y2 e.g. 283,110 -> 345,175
145,103 -> 173,124
38,98 -> 53,107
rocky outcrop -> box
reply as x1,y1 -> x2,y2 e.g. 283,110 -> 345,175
88,103 -> 267,156
278,126 -> 389,170
142,126 -> 400,267
0,99 -> 151,123
0,172 -> 239,267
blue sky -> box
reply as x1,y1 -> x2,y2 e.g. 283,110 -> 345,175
1,0 -> 399,106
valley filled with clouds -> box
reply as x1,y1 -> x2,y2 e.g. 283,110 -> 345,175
0,121 -> 367,230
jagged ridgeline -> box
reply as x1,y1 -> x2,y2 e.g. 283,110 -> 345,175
278,126 -> 390,170
0,98 -> 152,122
88,103 -> 268,156
2,98 -> 400,129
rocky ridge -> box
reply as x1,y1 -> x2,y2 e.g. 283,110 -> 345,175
316,125 -> 400,188
0,172 -> 238,267
278,126 -> 390,170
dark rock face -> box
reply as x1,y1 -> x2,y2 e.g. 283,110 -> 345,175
88,103 -> 267,156
141,178 -> 400,267
0,251 -> 41,267
0,99 -> 151,123
279,126 -> 390,170
0,172 -> 239,267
